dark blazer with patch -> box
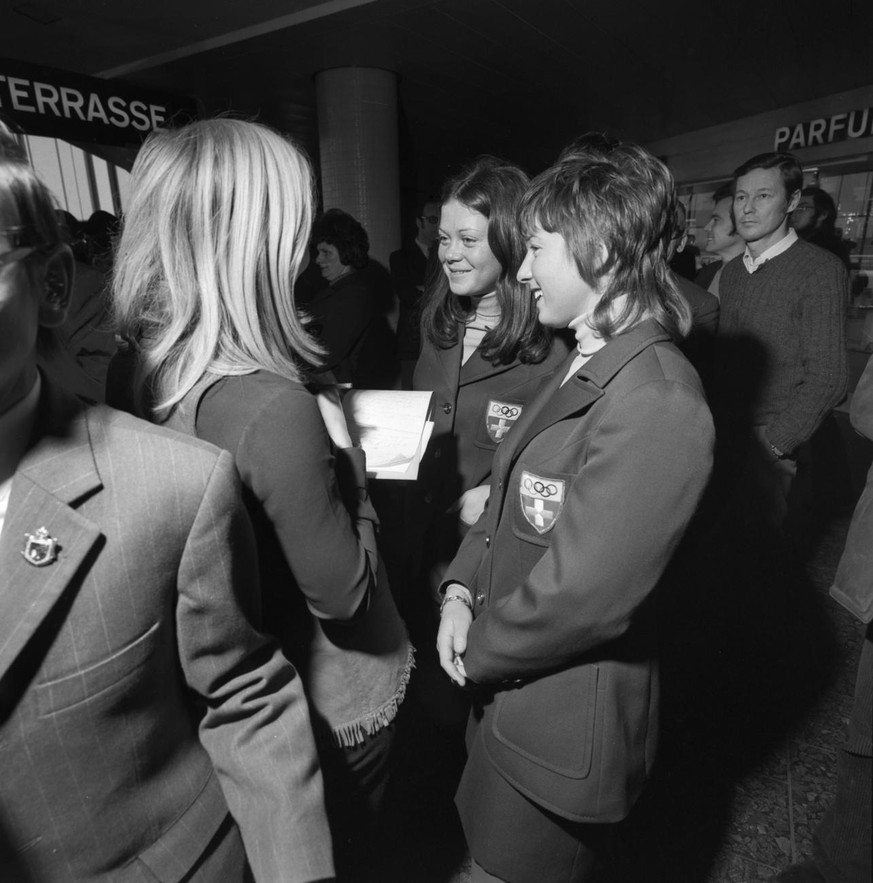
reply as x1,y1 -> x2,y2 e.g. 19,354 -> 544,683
444,320 -> 714,823
0,382 -> 332,882
413,326 -> 572,511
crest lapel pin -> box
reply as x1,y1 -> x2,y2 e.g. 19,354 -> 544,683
22,526 -> 59,567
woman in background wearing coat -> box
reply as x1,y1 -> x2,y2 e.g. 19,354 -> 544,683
438,138 -> 715,883
308,208 -> 398,389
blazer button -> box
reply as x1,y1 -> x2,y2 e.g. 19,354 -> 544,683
442,402 -> 453,414
476,593 -> 486,605
424,492 -> 433,504
497,478 -> 503,490
434,448 -> 441,459
485,535 -> 491,547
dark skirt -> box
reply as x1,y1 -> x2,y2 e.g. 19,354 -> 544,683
456,722 -> 614,883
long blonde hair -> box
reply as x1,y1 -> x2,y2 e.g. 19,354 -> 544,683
112,118 -> 322,418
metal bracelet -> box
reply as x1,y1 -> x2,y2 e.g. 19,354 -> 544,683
440,593 -> 473,615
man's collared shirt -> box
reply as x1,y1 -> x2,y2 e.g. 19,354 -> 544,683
0,374 -> 41,538
742,228 -> 798,275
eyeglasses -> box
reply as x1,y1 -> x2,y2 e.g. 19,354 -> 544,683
0,226 -> 40,270
0,246 -> 37,270
793,204 -> 816,212
421,215 -> 440,225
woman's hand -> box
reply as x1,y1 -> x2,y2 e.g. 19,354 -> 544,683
316,386 -> 354,449
437,590 -> 473,686
450,484 -> 491,526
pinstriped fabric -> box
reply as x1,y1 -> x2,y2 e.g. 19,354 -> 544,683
0,386 -> 333,882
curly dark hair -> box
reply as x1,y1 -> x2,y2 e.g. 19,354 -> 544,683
313,208 -> 369,269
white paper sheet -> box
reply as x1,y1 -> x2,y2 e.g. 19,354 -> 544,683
342,390 -> 434,480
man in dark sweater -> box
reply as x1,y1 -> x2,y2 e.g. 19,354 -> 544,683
716,151 -> 848,529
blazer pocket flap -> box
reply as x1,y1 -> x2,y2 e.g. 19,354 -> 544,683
36,621 -> 160,716
491,664 -> 598,779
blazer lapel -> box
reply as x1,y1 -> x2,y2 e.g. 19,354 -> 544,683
0,384 -> 103,684
504,359 -> 603,464
459,350 -> 518,386
502,320 -> 672,466
431,324 -> 463,393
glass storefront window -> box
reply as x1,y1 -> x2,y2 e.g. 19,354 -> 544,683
22,134 -> 129,221
818,170 -> 873,304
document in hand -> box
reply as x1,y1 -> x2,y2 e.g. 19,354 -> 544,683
341,390 -> 435,480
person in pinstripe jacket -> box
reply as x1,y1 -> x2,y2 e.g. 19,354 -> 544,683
0,131 -> 333,882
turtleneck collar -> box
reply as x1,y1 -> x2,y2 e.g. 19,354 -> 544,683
568,313 -> 607,358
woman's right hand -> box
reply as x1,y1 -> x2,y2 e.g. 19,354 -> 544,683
450,484 -> 491,526
315,386 -> 354,449
437,590 -> 473,686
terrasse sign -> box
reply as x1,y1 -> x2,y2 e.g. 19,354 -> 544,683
0,57 -> 197,146
774,107 -> 873,152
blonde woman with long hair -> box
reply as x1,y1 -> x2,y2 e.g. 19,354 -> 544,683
111,118 -> 412,877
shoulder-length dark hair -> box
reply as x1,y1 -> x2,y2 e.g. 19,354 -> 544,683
421,156 -> 552,365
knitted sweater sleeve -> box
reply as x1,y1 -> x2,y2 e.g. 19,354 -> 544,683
767,253 -> 848,454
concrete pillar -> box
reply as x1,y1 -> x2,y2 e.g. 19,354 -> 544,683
315,66 -> 400,268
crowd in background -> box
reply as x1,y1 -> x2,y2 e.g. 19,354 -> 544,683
1,116 -> 870,883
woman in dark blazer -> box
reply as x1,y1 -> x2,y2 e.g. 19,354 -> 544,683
437,138 -> 715,882
403,158 -> 570,632
111,119 -> 412,879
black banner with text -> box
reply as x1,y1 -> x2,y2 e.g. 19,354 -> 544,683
0,57 -> 199,145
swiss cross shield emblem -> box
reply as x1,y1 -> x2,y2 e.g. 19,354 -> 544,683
519,471 -> 565,534
485,400 -> 522,443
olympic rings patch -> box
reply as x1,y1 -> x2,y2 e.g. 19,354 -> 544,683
491,403 -> 520,418
522,477 -> 559,497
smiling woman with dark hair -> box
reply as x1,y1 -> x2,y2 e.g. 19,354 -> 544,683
399,156 -> 570,706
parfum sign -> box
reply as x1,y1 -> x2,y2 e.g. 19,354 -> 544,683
774,107 -> 873,152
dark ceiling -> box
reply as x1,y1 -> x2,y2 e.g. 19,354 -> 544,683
3,0 -> 873,192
